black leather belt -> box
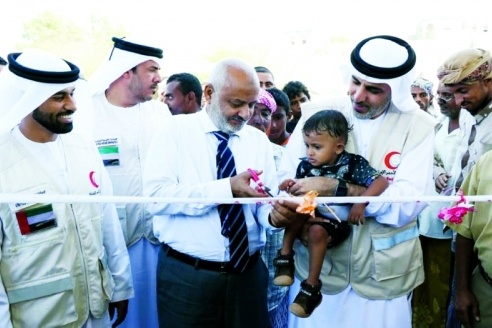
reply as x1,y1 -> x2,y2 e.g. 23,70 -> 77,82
479,264 -> 492,286
162,244 -> 260,274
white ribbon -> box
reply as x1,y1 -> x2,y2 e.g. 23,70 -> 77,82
2,193 -> 490,204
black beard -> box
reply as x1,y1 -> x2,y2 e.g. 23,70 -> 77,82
32,108 -> 73,134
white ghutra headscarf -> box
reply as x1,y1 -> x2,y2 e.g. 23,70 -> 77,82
89,36 -> 164,95
341,35 -> 419,112
0,49 -> 80,135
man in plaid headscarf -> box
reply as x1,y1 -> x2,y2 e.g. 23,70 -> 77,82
436,48 -> 492,197
411,77 -> 438,117
438,49 -> 492,328
438,48 -> 492,113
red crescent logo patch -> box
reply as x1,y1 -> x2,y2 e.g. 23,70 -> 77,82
384,151 -> 401,170
89,171 -> 99,188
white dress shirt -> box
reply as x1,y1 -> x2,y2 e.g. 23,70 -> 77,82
143,109 -> 278,261
418,113 -> 466,239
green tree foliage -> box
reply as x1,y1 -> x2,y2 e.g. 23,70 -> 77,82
18,12 -> 127,77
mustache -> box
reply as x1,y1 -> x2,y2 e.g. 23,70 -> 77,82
57,110 -> 75,116
352,101 -> 368,108
230,115 -> 246,123
350,96 -> 366,106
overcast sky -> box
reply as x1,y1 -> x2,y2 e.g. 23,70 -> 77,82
1,0 -> 489,96
3,0 -> 487,53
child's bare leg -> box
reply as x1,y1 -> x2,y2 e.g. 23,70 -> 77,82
306,224 -> 331,286
289,225 -> 326,318
274,216 -> 306,286
281,217 -> 304,255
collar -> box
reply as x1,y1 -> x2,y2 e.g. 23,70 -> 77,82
474,100 -> 492,125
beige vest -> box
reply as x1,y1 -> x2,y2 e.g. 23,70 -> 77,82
294,102 -> 434,299
0,133 -> 115,327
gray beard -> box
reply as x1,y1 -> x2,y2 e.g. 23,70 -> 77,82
208,101 -> 244,134
352,97 -> 391,120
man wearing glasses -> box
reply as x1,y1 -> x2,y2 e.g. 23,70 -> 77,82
437,48 -> 492,196
413,80 -> 475,326
437,48 -> 492,328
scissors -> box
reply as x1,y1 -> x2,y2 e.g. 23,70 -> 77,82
247,168 -> 274,197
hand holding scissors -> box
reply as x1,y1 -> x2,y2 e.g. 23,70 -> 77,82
247,168 -> 274,197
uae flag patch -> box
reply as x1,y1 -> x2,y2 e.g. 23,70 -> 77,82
15,203 -> 57,235
95,138 -> 120,166
98,145 -> 120,166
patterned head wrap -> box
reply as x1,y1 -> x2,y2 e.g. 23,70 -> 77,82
437,48 -> 492,85
257,88 -> 277,113
341,35 -> 419,112
411,77 -> 434,96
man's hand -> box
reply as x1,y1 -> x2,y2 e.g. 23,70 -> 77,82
287,177 -> 366,198
109,300 -> 129,328
279,179 -> 296,192
348,203 -> 365,225
287,177 -> 339,196
269,199 -> 300,227
230,170 -> 268,198
455,288 -> 480,328
435,173 -> 450,193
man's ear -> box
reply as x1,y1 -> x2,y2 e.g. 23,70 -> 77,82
186,91 -> 196,104
122,70 -> 133,79
203,84 -> 214,104
184,91 -> 196,106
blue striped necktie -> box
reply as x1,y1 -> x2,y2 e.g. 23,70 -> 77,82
212,131 -> 250,273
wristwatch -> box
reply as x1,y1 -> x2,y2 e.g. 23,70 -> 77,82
335,179 -> 348,197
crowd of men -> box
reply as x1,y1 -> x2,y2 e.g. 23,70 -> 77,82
0,33 -> 491,328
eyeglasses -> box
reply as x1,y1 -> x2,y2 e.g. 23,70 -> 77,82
437,93 -> 454,103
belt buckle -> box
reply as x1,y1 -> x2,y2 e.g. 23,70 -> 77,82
220,261 -> 229,274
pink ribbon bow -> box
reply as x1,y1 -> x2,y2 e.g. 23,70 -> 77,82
438,189 -> 475,225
